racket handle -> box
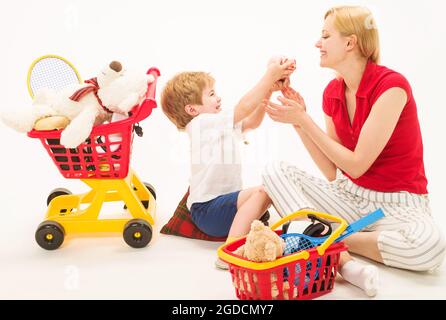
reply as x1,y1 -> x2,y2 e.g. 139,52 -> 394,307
349,208 -> 385,233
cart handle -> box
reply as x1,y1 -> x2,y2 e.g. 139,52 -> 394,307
271,209 -> 348,256
131,67 -> 161,123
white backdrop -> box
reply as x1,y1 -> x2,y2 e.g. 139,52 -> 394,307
1,0 -> 445,299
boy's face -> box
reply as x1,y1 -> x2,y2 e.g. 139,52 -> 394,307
185,84 -> 222,116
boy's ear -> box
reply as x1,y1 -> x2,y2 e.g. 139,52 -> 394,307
185,104 -> 199,116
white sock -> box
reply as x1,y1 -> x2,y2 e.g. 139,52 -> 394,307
339,260 -> 379,297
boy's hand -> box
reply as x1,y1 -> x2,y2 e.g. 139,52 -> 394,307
271,77 -> 290,92
266,58 -> 296,83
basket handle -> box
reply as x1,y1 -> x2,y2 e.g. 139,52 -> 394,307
271,209 -> 348,256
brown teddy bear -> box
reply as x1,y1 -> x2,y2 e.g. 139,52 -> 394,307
234,220 -> 285,262
232,220 -> 298,299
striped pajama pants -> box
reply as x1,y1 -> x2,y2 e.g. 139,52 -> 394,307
262,161 -> 446,272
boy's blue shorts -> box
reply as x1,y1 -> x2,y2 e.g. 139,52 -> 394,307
190,191 -> 241,238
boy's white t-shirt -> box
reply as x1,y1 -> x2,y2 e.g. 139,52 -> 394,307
185,110 -> 244,210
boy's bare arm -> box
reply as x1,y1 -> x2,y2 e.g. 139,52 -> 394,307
233,60 -> 294,125
242,93 -> 271,132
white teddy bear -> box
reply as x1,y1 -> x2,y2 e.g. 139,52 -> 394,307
1,61 -> 154,148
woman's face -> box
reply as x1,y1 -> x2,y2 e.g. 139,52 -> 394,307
315,15 -> 349,68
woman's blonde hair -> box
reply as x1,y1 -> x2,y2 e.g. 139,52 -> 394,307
161,72 -> 215,130
325,6 -> 380,64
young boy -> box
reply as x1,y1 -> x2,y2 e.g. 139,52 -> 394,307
161,59 -> 295,268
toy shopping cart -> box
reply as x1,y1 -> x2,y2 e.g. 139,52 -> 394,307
28,67 -> 160,250
218,210 -> 349,300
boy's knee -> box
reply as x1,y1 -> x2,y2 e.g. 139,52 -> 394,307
254,186 -> 272,203
254,185 -> 267,196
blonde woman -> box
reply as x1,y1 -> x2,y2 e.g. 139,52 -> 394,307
263,6 -> 445,297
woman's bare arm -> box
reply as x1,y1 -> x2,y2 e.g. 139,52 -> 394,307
266,87 -> 407,179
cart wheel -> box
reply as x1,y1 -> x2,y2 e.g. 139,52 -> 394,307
142,182 -> 156,200
47,188 -> 72,214
35,221 -> 65,250
123,219 -> 152,248
124,182 -> 156,210
47,188 -> 72,206
141,182 -> 156,209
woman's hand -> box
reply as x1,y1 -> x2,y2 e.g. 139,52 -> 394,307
266,96 -> 308,127
281,86 -> 307,111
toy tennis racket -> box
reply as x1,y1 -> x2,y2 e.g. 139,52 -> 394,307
281,208 -> 385,254
27,54 -> 82,98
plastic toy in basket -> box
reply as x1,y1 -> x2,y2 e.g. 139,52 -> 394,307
24,55 -> 161,250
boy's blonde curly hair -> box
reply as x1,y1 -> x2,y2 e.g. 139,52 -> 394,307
161,72 -> 215,130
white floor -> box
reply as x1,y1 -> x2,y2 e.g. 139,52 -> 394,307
1,196 -> 445,300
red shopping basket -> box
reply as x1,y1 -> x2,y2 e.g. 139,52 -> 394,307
27,68 -> 160,179
217,210 -> 348,300
223,235 -> 346,300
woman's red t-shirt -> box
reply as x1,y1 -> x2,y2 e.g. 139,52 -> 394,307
322,60 -> 428,194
